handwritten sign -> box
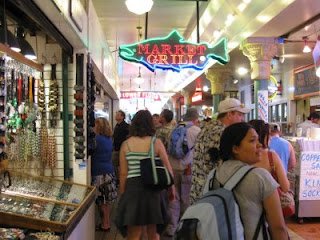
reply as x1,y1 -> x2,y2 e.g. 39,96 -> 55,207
294,66 -> 320,97
257,90 -> 268,122
299,151 -> 320,200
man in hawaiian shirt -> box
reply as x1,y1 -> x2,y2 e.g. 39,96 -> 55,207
189,98 -> 250,204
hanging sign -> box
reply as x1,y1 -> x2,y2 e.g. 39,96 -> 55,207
257,90 -> 268,122
120,91 -> 161,101
191,91 -> 202,103
119,29 -> 229,72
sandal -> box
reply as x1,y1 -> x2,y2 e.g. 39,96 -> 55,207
95,224 -> 110,232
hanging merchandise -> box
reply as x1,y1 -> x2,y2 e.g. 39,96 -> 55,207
38,74 -> 46,117
17,75 -> 23,106
29,76 -> 34,105
87,61 -> 95,156
47,133 -> 57,174
48,64 -> 59,128
39,124 -> 49,171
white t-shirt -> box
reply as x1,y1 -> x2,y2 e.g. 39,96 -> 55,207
298,120 -> 319,137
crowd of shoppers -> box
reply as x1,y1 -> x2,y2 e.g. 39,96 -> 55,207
90,97 -> 300,239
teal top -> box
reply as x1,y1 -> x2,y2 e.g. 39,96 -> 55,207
126,151 -> 149,178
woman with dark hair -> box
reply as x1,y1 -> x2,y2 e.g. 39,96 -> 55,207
116,110 -> 175,240
249,119 -> 289,193
91,117 -> 116,231
210,122 -> 288,239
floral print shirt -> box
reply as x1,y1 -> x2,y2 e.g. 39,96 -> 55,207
190,119 -> 225,204
156,123 -> 174,152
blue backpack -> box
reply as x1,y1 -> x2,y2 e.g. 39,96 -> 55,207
168,124 -> 192,159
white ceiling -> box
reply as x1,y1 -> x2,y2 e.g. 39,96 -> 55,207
92,0 -> 320,94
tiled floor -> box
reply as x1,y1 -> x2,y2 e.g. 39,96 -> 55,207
95,202 -> 319,240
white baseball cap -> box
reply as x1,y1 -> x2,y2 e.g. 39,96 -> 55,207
218,98 -> 250,114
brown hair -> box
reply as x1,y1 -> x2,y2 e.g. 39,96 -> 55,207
95,118 -> 112,137
248,119 -> 269,148
130,110 -> 155,137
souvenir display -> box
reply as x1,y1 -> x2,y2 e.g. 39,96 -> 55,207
0,228 -> 25,240
48,64 -> 59,128
86,62 -> 95,156
0,171 -> 95,234
74,55 -> 85,161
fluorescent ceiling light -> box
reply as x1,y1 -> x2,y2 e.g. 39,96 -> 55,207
316,67 -> 320,77
303,44 -> 311,53
125,0 -> 153,15
203,85 -> 209,92
237,67 -> 248,75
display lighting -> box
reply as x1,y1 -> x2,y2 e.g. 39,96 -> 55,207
125,0 -> 154,15
16,27 -> 37,60
302,36 -> 311,53
7,30 -> 21,52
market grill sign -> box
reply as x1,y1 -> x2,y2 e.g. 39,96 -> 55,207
119,30 -> 229,72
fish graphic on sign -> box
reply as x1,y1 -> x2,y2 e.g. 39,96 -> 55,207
119,29 -> 229,72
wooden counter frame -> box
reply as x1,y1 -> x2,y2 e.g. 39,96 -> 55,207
0,171 -> 96,236
0,43 -> 43,72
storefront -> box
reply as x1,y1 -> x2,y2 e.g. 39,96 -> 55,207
0,0 -> 119,238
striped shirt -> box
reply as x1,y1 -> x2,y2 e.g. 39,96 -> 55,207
126,151 -> 149,178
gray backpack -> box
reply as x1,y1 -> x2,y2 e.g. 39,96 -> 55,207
175,165 -> 267,240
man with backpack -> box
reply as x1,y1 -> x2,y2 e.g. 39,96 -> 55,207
190,98 -> 250,205
164,107 -> 201,237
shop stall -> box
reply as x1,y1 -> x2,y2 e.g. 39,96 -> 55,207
0,171 -> 95,239
286,134 -> 320,223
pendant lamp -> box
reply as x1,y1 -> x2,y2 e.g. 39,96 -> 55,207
16,27 -> 37,60
7,30 -> 21,52
125,0 -> 153,15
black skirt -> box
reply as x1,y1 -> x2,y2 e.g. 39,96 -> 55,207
115,177 -> 168,237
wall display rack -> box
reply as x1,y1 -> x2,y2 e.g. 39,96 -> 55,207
0,171 -> 95,237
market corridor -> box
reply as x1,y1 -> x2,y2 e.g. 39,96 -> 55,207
95,201 -> 320,240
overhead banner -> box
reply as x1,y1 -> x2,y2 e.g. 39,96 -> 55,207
119,30 -> 229,72
120,92 -> 161,101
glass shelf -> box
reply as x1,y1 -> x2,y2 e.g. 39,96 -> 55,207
0,171 -> 95,234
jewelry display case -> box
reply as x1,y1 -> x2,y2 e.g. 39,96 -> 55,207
0,171 -> 96,238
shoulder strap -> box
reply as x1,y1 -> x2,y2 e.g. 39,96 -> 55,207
223,165 -> 255,191
125,140 -> 131,152
268,151 -> 277,180
149,136 -> 156,158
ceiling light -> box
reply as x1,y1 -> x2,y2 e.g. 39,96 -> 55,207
316,67 -> 320,77
134,66 -> 144,85
233,79 -> 239,84
237,67 -> 248,75
18,38 -> 37,60
16,27 -> 37,60
125,0 -> 153,15
256,15 -> 272,23
225,14 -> 235,27
7,31 -> 21,52
302,36 -> 311,53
